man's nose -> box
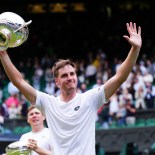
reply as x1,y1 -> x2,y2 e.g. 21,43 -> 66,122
67,74 -> 72,80
32,114 -> 37,117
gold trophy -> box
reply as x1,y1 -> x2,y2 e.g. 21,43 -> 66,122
0,12 -> 32,51
5,141 -> 31,155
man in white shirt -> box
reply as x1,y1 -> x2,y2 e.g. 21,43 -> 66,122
0,22 -> 142,155
19,105 -> 52,155
3,106 -> 52,155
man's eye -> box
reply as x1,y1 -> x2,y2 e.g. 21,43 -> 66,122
62,75 -> 67,78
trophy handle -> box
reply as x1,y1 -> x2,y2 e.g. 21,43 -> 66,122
14,20 -> 32,33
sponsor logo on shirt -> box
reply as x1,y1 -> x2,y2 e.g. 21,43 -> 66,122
74,106 -> 80,111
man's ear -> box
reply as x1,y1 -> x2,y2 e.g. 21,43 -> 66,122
42,115 -> 46,121
55,78 -> 60,88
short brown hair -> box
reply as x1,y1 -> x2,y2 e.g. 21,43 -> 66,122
52,59 -> 76,78
27,105 -> 37,114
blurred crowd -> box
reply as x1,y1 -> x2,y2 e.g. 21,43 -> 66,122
0,49 -> 155,132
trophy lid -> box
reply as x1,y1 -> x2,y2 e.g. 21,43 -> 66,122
6,141 -> 28,149
6,141 -> 31,155
0,12 -> 25,25
0,12 -> 32,29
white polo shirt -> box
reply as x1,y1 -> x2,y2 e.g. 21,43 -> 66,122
20,128 -> 52,155
36,85 -> 106,155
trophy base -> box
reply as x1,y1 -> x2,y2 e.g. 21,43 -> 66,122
6,150 -> 31,155
6,141 -> 31,155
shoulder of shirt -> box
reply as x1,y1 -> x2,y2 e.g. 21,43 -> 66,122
20,131 -> 31,138
44,127 -> 50,131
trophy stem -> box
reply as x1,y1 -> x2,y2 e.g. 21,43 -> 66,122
0,28 -> 10,51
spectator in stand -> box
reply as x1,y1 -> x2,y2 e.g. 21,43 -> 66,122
32,70 -> 42,91
135,85 -> 146,110
116,102 -> 127,127
5,82 -> 20,108
20,94 -> 30,118
133,70 -> 146,93
146,59 -> 155,81
79,82 -> 88,93
4,82 -> 21,118
92,78 -> 103,89
109,93 -> 119,125
143,70 -> 154,84
97,103 -> 110,129
0,110 -> 4,133
85,60 -> 97,86
126,99 -> 136,126
0,88 -> 3,105
8,102 -> 20,119
119,88 -> 133,105
77,59 -> 86,84
145,82 -> 155,109
0,102 -> 9,118
44,68 -> 55,95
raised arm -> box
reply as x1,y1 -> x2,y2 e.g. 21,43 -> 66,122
0,50 -> 36,105
104,22 -> 142,101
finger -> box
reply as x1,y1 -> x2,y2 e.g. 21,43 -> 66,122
129,22 -> 133,31
28,139 -> 36,143
126,23 -> 130,34
28,138 -> 35,141
133,23 -> 137,33
123,35 -> 129,42
138,26 -> 141,35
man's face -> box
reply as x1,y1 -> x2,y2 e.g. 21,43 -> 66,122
27,108 -> 45,126
55,65 -> 78,92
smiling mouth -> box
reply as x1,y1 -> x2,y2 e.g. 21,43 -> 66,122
67,82 -> 74,85
32,119 -> 39,122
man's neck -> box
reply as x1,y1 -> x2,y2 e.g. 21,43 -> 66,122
32,125 -> 45,133
60,90 -> 76,103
